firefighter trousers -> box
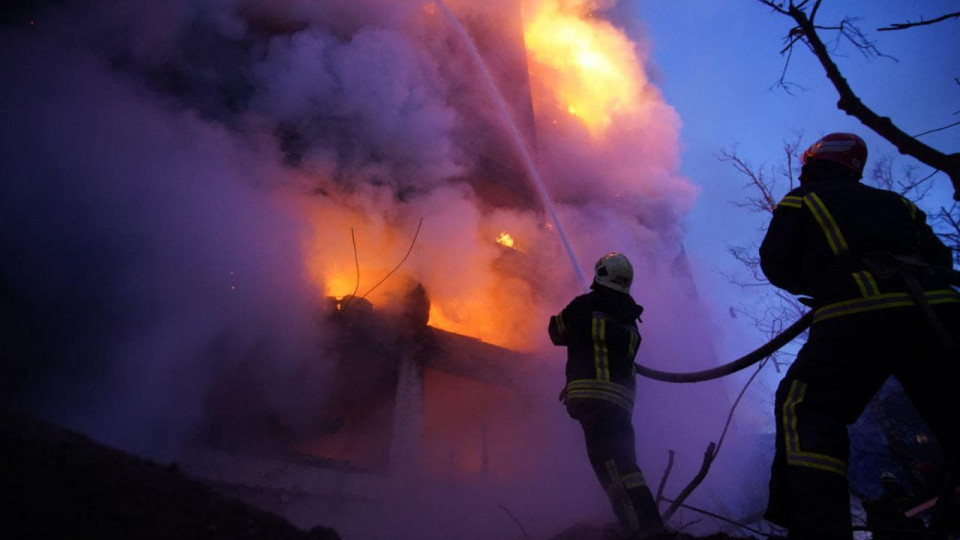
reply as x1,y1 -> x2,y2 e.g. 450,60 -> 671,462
765,305 -> 960,539
567,400 -> 665,539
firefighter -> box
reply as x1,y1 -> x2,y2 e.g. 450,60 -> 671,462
759,132 -> 960,539
548,253 -> 669,540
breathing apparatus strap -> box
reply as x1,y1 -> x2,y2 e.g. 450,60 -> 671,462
634,253 -> 960,383
862,251 -> 957,350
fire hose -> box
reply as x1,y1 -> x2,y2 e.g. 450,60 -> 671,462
634,311 -> 813,383
634,265 -> 960,384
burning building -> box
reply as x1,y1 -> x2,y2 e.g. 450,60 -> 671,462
1,0 -> 742,538
182,1 -> 567,522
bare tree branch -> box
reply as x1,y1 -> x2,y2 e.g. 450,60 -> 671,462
759,1 -> 960,200
757,0 -> 791,16
779,132 -> 804,190
807,17 -> 897,63
498,505 -> 530,540
809,0 -> 823,23
773,40 -> 806,94
660,498 -> 771,537
934,202 -> 960,266
878,11 -> 960,32
717,150 -> 777,215
719,135 -> 804,217
871,154 -> 938,199
663,442 -> 717,522
655,450 -> 675,507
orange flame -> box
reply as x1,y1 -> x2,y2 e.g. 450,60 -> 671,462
523,0 -> 648,134
301,189 -> 546,351
303,205 -> 418,310
324,268 -> 358,300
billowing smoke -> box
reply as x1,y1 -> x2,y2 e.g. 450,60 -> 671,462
0,0 -> 760,538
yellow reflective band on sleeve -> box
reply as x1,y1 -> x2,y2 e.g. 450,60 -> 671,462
783,380 -> 847,476
628,330 -> 639,359
901,197 -> 919,221
813,289 -> 960,324
554,313 -> 565,335
851,271 -> 880,297
776,195 -> 803,209
803,193 -> 850,257
592,317 -> 610,381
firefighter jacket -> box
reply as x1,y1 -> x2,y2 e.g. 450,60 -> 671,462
548,286 -> 643,414
760,177 -> 959,325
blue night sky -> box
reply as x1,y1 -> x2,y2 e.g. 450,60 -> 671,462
630,0 -> 959,363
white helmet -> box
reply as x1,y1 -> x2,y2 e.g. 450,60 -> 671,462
594,252 -> 633,293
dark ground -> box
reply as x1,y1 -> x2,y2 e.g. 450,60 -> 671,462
0,409 -> 340,540
546,521 -> 760,540
1,409 -> 760,540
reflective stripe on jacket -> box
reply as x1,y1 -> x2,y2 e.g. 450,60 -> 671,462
549,288 -> 642,412
760,179 -> 959,324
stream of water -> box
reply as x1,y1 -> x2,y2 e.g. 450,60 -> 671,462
435,1 -> 589,290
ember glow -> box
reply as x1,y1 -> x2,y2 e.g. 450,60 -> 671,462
523,0 -> 648,134
496,231 -> 516,249
324,268 -> 357,301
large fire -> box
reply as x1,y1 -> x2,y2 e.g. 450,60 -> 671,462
307,1 -> 653,351
523,0 -> 648,134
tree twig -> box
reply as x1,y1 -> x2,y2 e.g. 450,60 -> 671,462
878,11 -> 960,32
660,497 -> 770,537
662,442 -> 717,522
655,449 -> 675,507
498,504 -> 530,540
714,359 -> 768,457
913,120 -> 960,139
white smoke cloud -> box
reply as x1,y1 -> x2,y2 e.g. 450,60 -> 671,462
0,0 -> 763,537
0,10 -> 325,458
250,26 -> 465,190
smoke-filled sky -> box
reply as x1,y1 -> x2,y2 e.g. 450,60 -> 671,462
1,0 -> 957,538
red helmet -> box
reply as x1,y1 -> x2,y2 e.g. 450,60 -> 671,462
801,132 -> 868,176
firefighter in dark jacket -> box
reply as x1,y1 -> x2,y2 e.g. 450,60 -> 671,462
548,253 -> 668,540
759,132 -> 960,539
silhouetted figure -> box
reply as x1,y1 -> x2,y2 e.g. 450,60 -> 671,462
549,253 -> 670,540
759,133 -> 960,539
